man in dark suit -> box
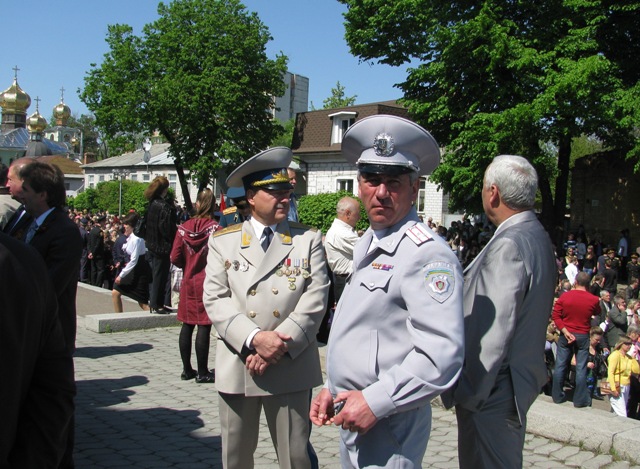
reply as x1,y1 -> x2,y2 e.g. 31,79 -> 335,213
87,215 -> 107,288
20,161 -> 82,469
2,157 -> 34,239
0,231 -> 75,468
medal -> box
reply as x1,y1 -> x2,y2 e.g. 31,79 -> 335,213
301,269 -> 310,279
240,261 -> 249,272
232,260 -> 240,271
288,283 -> 296,291
224,260 -> 231,270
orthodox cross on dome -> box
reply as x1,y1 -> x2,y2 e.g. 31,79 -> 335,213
34,96 -> 41,111
12,65 -> 20,80
60,86 -> 66,102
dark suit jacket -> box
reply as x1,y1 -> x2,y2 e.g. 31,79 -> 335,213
2,205 -> 33,240
87,226 -> 104,259
29,208 -> 83,353
0,232 -> 75,468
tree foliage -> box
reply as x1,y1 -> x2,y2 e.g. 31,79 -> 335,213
67,180 -> 163,215
80,0 -> 288,210
322,81 -> 357,109
270,118 -> 296,148
339,0 -> 640,237
298,191 -> 368,234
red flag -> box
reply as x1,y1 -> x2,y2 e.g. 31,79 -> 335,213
219,190 -> 226,211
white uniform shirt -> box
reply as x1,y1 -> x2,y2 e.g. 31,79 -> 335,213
324,217 -> 359,275
119,233 -> 146,279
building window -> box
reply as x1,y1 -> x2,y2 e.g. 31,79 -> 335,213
169,174 -> 177,192
143,174 -> 150,182
131,173 -> 137,181
328,111 -> 357,145
336,178 -> 354,193
99,175 -> 105,182
88,175 -> 94,183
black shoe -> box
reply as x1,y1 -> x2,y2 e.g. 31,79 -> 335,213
150,308 -> 170,315
195,371 -> 215,384
163,306 -> 174,312
181,369 -> 197,380
592,394 -> 605,401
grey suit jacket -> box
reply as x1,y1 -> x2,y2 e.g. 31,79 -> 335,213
203,220 -> 330,396
444,210 -> 556,424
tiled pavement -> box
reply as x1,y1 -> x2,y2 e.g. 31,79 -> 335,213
73,324 -> 640,468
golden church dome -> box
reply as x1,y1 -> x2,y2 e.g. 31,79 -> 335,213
27,104 -> 48,133
53,101 -> 71,125
0,78 -> 31,113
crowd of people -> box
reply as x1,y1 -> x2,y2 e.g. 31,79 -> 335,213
546,225 -> 640,420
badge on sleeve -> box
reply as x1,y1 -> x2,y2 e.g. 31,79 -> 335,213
424,262 -> 455,303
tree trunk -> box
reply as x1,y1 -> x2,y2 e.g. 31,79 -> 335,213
174,159 -> 193,213
552,135 -> 572,247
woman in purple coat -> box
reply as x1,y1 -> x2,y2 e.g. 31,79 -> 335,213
170,189 -> 221,383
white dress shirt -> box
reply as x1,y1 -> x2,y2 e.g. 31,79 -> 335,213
325,217 -> 359,275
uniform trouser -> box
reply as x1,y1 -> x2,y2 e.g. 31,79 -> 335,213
90,257 -> 105,288
218,390 -> 312,469
456,376 -> 526,469
338,405 -> 431,468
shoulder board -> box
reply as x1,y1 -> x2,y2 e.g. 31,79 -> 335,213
213,224 -> 242,237
405,223 -> 433,246
288,221 -> 318,232
223,206 -> 237,215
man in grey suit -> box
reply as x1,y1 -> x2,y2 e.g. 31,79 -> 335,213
442,155 -> 556,468
203,147 -> 330,469
311,115 -> 465,468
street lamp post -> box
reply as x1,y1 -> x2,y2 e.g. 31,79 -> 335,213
112,169 -> 130,217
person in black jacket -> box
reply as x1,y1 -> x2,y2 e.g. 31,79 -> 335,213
144,176 -> 177,314
0,231 -> 75,468
87,215 -> 107,288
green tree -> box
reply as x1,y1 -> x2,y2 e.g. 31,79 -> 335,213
80,0 -> 288,211
339,0 -> 640,238
298,191 -> 368,234
322,81 -> 357,109
270,118 -> 295,147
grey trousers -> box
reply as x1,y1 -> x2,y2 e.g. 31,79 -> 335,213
338,405 -> 431,468
455,378 -> 525,469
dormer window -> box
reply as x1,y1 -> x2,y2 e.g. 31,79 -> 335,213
328,111 -> 356,144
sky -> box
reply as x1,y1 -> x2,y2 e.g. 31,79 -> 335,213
1,0 -> 410,122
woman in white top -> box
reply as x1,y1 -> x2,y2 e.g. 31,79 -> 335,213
112,212 -> 152,312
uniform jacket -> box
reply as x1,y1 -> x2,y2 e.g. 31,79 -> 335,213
218,206 -> 246,228
203,220 -> 330,396
29,207 -> 83,354
0,232 -> 75,468
444,210 -> 556,424
170,217 -> 221,325
327,209 -> 465,420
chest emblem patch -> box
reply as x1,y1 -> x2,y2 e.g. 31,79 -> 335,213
424,262 -> 455,303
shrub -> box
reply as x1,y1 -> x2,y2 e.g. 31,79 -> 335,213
298,191 -> 369,234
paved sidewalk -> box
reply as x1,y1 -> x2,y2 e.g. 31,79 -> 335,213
73,322 -> 640,468
73,284 -> 640,467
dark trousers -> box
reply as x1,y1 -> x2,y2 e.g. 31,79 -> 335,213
627,375 -> 640,419
90,257 -> 105,288
552,333 -> 591,407
147,251 -> 170,310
